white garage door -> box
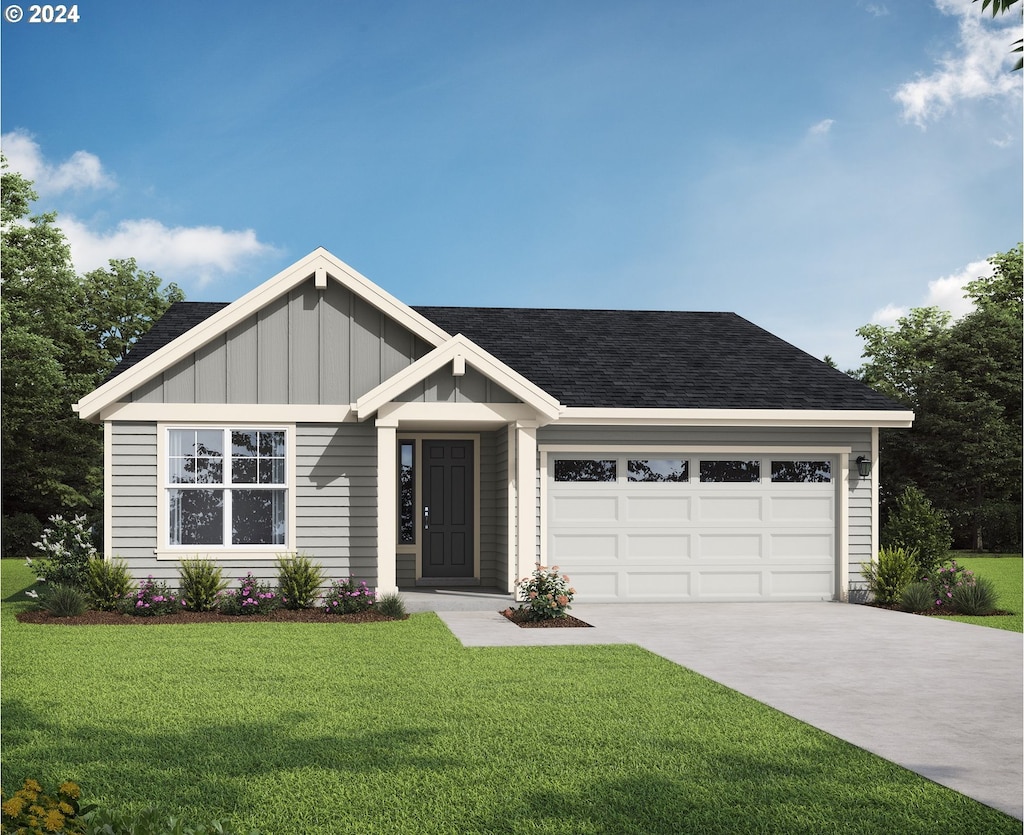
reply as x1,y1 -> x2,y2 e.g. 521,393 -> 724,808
546,454 -> 836,602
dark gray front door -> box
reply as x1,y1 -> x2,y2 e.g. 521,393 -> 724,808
422,440 -> 474,579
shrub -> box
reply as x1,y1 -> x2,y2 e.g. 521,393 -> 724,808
882,485 -> 953,577
121,576 -> 179,616
39,583 -> 88,618
951,575 -> 998,616
375,591 -> 407,619
1,777 -> 91,834
179,559 -> 229,612
276,553 -> 324,610
221,572 -> 279,615
27,514 -> 97,590
323,578 -> 375,614
926,560 -> 976,610
900,581 -> 935,613
86,557 -> 136,611
515,563 -> 576,620
862,546 -> 918,605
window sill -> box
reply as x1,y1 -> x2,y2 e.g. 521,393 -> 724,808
154,548 -> 293,562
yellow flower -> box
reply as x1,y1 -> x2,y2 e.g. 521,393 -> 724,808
29,805 -> 45,817
58,801 -> 74,815
23,780 -> 41,794
43,808 -> 65,832
2,796 -> 26,817
59,782 -> 80,799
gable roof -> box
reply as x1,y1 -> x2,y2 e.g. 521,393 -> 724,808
414,307 -> 902,411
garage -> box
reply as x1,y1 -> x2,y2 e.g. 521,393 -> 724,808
544,452 -> 839,602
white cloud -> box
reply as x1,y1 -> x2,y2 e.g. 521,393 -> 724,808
862,3 -> 890,18
870,303 -> 907,326
59,216 -> 277,286
807,118 -> 835,137
894,0 -> 1021,127
1,130 -> 114,194
870,256 -> 993,325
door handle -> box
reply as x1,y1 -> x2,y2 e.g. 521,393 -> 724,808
423,506 -> 429,530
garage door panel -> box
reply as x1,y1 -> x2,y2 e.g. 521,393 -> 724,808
551,495 -> 619,522
699,496 -> 763,522
770,533 -> 833,559
699,533 -> 763,559
625,533 -> 691,559
771,496 -> 834,522
627,572 -> 691,598
625,495 -> 692,522
568,572 -> 619,600
769,570 -> 833,596
699,571 -> 763,598
550,532 -> 618,560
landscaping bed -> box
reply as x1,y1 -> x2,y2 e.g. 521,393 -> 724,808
500,606 -> 592,628
15,607 -> 401,625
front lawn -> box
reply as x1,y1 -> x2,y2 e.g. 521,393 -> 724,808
1,560 -> 1018,834
939,555 -> 1022,633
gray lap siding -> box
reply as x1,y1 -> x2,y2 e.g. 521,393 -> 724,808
108,421 -> 380,588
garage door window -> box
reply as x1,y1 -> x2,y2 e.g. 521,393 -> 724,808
628,459 -> 689,482
771,460 -> 832,483
699,460 -> 760,483
554,460 -> 617,482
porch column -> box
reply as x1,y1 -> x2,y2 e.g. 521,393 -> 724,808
375,419 -> 399,595
515,421 -> 538,591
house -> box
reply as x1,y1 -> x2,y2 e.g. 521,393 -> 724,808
73,248 -> 913,602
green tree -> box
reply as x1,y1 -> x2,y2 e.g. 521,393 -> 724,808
1,159 -> 183,556
856,245 -> 1023,550
974,0 -> 1023,71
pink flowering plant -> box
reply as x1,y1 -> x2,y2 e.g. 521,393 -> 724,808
222,572 -> 279,615
515,563 -> 576,620
121,576 -> 179,616
323,578 -> 375,614
924,560 -> 977,609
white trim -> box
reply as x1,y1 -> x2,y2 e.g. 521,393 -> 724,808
540,444 -> 853,455
515,423 -> 538,585
557,407 -> 914,428
101,403 -> 355,423
155,423 -> 296,560
838,454 -> 850,602
377,401 -> 545,427
506,424 -> 518,593
74,248 -> 453,422
376,422 -> 398,595
103,421 -> 113,560
355,334 -> 562,422
870,426 -> 879,565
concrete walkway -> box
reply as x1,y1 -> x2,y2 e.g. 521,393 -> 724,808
435,601 -> 1024,820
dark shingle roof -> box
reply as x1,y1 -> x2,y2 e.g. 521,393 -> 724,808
109,301 -> 901,411
413,307 -> 899,411
105,302 -> 229,382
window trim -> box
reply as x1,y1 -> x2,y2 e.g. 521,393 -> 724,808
155,423 -> 296,560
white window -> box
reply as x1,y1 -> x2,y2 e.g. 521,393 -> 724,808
166,428 -> 287,547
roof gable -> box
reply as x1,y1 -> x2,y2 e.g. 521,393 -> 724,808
74,249 -> 452,421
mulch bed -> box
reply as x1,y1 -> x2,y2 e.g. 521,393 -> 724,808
866,603 -> 1014,618
500,607 -> 592,628
15,608 -> 402,626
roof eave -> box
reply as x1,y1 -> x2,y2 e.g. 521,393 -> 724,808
556,407 -> 915,428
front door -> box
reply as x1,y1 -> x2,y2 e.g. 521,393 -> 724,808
421,440 -> 475,579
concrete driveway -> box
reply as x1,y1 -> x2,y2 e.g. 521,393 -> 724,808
437,602 -> 1023,820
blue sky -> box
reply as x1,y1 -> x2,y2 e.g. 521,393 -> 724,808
2,0 -> 1020,370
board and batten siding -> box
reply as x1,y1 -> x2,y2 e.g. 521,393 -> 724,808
478,428 -> 509,587
129,282 -> 436,406
108,421 -> 380,586
535,424 -> 874,592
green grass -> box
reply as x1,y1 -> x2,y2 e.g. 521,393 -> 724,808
937,555 -> 1022,632
2,560 -> 1019,835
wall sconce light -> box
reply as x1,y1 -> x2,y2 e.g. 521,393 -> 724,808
856,456 -> 871,478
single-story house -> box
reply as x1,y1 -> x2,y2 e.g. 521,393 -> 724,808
74,248 -> 913,602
